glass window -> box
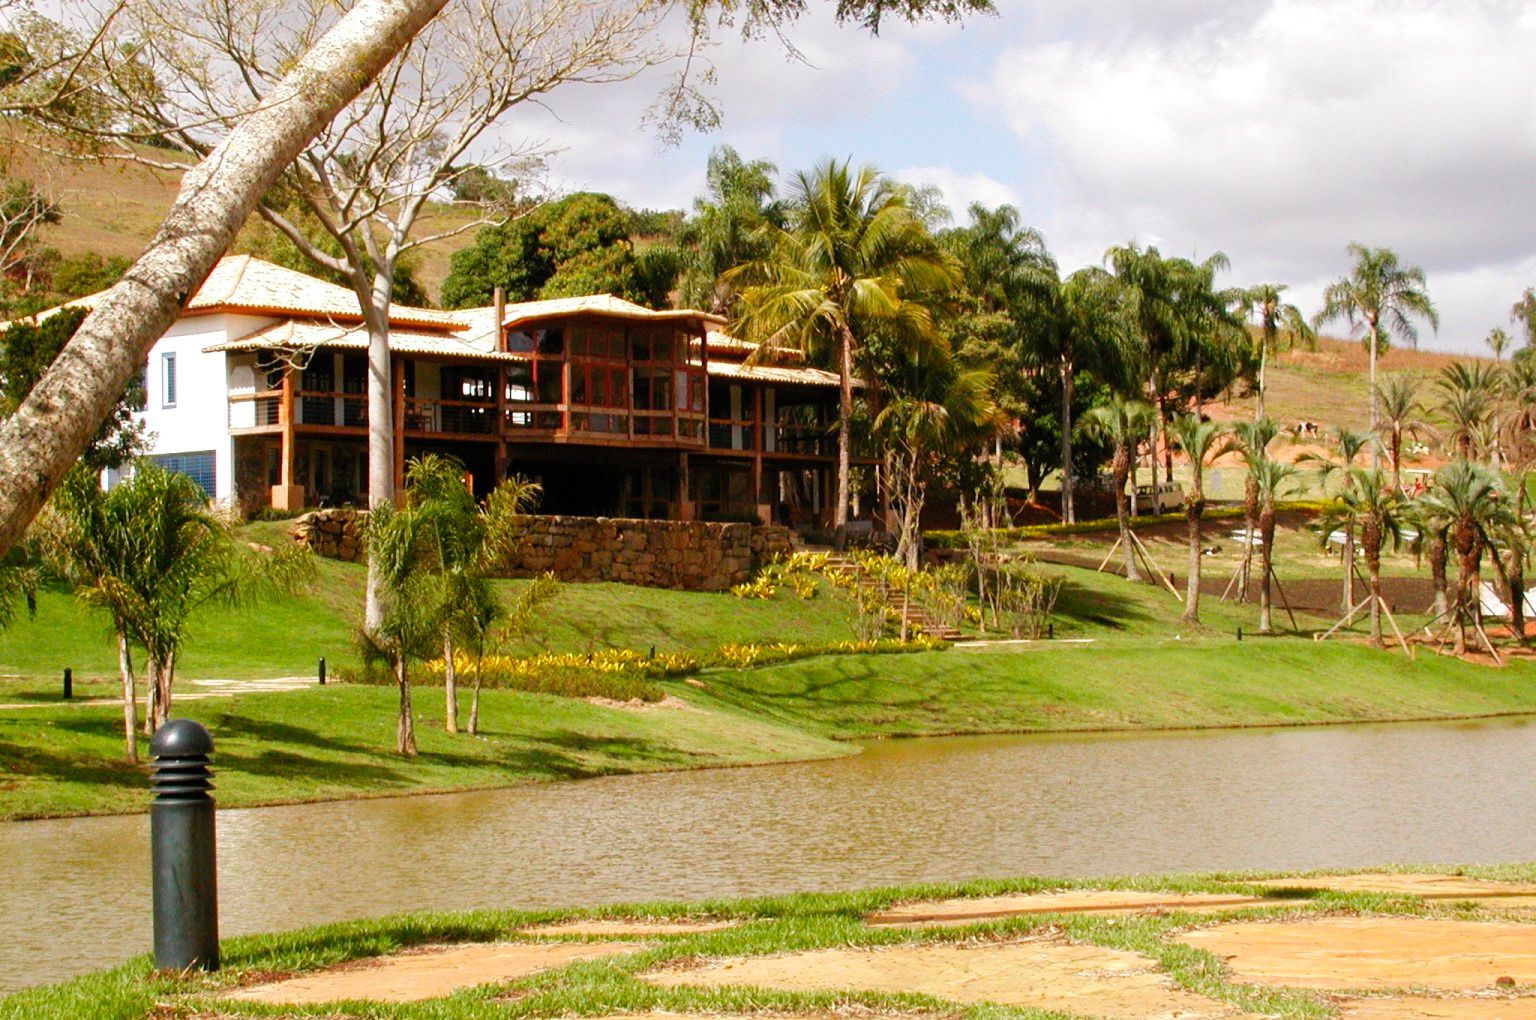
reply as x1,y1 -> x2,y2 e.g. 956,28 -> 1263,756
536,328 -> 564,355
150,450 -> 215,496
535,364 -> 562,404
161,352 -> 177,408
506,362 -> 534,402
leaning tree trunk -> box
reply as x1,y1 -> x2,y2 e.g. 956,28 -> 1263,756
364,270 -> 397,633
1430,526 -> 1450,617
1259,501 -> 1277,635
0,0 -> 452,561
1113,446 -> 1139,582
395,654 -> 417,756
117,628 -> 137,764
1363,518 -> 1383,648
442,631 -> 458,733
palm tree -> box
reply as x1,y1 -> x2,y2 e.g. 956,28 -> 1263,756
1317,468 -> 1406,648
677,146 -> 784,317
1252,457 -> 1298,635
1374,374 -> 1434,490
1239,283 -> 1315,421
1168,414 -> 1225,624
875,347 -> 1000,570
1079,396 -> 1154,583
402,455 -> 543,733
1512,287 -> 1536,350
1436,361 -> 1502,463
1417,460 -> 1511,655
1224,417 -> 1280,602
1487,327 -> 1513,362
1300,427 -> 1375,612
730,159 -> 959,535
1316,244 -> 1439,455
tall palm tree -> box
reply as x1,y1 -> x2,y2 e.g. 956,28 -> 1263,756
1238,283 -> 1315,421
1318,468 -> 1406,648
1252,457 -> 1298,635
1168,414 -> 1225,624
1079,396 -> 1154,583
1316,244 -> 1439,455
730,159 -> 959,534
1300,426 -> 1375,612
1512,287 -> 1536,350
1374,374 -> 1434,490
1418,460 -> 1511,655
677,146 -> 784,317
1224,417 -> 1280,602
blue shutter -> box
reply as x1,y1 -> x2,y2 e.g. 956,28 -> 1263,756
151,451 -> 216,497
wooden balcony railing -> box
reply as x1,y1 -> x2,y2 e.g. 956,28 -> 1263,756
404,396 -> 497,436
228,389 -> 282,429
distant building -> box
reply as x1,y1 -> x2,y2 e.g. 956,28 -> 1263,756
51,256 -> 860,525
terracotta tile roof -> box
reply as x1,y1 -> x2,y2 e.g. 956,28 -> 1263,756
31,255 -> 462,330
205,319 -> 519,361
501,293 -> 725,331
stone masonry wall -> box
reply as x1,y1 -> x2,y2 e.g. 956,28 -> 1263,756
289,509 -> 796,591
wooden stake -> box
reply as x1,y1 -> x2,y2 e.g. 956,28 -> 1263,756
1097,536 -> 1122,574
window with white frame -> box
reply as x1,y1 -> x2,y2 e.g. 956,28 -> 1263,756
161,352 -> 177,408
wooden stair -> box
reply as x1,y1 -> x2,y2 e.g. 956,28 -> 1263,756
820,554 -> 963,641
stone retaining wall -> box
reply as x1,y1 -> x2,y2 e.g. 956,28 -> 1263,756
289,510 -> 796,591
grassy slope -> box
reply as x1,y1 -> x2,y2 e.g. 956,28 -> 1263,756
9,862 -> 1536,1019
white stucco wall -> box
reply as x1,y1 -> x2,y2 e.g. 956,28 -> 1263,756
132,312 -> 276,501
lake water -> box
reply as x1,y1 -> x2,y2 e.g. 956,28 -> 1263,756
4,716 -> 1535,993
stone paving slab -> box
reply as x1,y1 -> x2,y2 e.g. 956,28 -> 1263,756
1254,873 -> 1536,910
1339,996 -> 1536,1019
868,889 -> 1274,926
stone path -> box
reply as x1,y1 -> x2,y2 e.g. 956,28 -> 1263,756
868,889 -> 1273,926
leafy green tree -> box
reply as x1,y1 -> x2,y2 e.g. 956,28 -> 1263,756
676,146 -> 783,316
0,307 -> 145,470
1237,282 -> 1314,420
731,159 -> 958,534
1078,396 -> 1154,583
1511,288 -> 1536,350
441,193 -> 669,309
1318,468 -> 1407,647
1168,414 -> 1225,624
1316,244 -> 1438,450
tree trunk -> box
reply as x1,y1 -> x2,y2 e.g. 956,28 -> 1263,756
1238,473 -> 1258,603
117,628 -> 137,764
1453,516 -> 1477,656
1342,526 -> 1355,613
1059,358 -> 1074,524
1114,446 -> 1139,582
1430,526 -> 1449,617
468,663 -> 483,736
1183,462 -> 1203,624
365,271 -> 396,632
834,323 -> 855,537
1364,518 -> 1383,648
395,653 -> 417,756
0,0 -> 453,561
1256,337 -> 1267,422
1367,321 -> 1381,470
1511,549 -> 1527,644
143,657 -> 159,736
442,631 -> 458,733
1259,502 -> 1276,635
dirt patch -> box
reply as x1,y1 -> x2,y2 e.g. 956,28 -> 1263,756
1255,873 -> 1536,911
226,941 -> 648,1004
867,889 -> 1275,926
521,918 -> 738,937
583,695 -> 696,712
1340,996 -> 1536,1019
646,936 -> 1260,1018
1179,917 -> 1536,990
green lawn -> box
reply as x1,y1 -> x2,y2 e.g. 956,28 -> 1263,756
9,862 -> 1536,1020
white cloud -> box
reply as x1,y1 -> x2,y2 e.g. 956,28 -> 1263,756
894,165 -> 1023,222
977,0 -> 1536,351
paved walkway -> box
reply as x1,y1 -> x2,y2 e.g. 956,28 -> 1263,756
0,676 -> 318,710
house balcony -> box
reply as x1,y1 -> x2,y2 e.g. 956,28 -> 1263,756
704,417 -> 838,458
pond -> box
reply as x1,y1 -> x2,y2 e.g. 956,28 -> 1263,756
4,716 -> 1535,993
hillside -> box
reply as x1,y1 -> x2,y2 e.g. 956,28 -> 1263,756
6,142 -> 481,303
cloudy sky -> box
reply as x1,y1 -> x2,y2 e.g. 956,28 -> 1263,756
497,0 -> 1536,355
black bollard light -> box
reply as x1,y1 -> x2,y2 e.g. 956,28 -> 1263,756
1237,626 -> 1243,642
149,720 -> 220,973
318,657 -> 327,686
62,667 -> 72,700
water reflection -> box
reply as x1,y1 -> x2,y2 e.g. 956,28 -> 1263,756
4,717 -> 1534,992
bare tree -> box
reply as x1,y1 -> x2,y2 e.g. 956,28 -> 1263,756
0,0 -> 455,561
112,0 -> 699,630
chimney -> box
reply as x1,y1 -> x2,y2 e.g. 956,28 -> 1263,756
493,286 -> 506,350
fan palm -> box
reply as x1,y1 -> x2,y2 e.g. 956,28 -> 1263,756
1417,460 -> 1512,655
1316,244 -> 1439,454
1238,283 -> 1315,421
1436,361 -> 1503,463
1317,468 -> 1407,648
1374,374 -> 1434,490
1078,396 -> 1154,583
1168,414 -> 1225,624
1487,327 -> 1513,362
730,159 -> 959,534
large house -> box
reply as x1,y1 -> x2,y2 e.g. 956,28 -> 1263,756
66,256 -> 857,526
